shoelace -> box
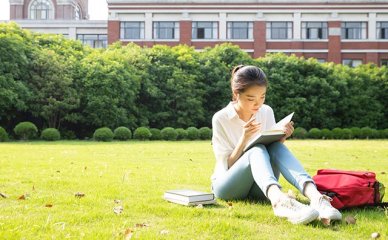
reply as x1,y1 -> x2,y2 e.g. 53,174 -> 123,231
278,198 -> 303,211
318,195 -> 334,209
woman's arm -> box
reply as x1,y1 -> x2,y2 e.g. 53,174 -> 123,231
227,118 -> 261,168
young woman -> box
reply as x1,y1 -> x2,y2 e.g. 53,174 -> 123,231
211,65 -> 341,224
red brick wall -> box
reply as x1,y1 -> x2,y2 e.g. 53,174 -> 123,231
108,21 -> 120,44
180,21 -> 192,45
253,21 -> 266,58
328,21 -> 341,64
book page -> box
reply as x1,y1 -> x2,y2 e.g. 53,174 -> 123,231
270,112 -> 294,131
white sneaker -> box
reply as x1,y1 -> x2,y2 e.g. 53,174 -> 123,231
273,197 -> 319,224
310,195 -> 342,221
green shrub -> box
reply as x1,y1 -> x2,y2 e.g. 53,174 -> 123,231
341,128 -> 353,139
293,127 -> 307,139
381,129 -> 388,139
331,128 -> 343,139
0,127 -> 8,142
175,128 -> 188,140
61,130 -> 77,140
350,127 -> 362,139
133,127 -> 152,140
14,122 -> 38,140
41,128 -> 60,141
308,128 -> 322,139
93,127 -> 114,142
114,127 -> 132,141
150,128 -> 162,140
161,127 -> 178,141
371,129 -> 380,139
186,127 -> 199,140
321,128 -> 333,139
199,127 -> 212,140
360,127 -> 373,139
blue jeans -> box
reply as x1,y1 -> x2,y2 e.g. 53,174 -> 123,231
212,142 -> 314,201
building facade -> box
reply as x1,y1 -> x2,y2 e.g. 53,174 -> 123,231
9,0 -> 107,48
107,0 -> 388,66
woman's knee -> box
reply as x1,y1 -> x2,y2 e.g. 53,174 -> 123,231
247,144 -> 269,159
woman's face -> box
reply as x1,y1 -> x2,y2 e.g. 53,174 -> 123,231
235,85 -> 266,115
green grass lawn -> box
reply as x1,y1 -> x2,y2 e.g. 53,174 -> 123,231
0,140 -> 387,239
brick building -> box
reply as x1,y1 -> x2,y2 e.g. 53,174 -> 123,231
107,0 -> 388,66
9,0 -> 107,48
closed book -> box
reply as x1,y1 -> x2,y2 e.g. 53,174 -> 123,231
164,189 -> 215,205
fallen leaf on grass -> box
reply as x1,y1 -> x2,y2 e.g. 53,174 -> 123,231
45,204 -> 53,208
345,215 -> 356,224
381,172 -> 386,175
0,192 -> 8,198
18,194 -> 29,200
113,206 -> 123,214
135,223 -> 150,228
32,185 -> 35,191
160,229 -> 169,235
74,192 -> 85,198
124,228 -> 133,240
371,232 -> 380,239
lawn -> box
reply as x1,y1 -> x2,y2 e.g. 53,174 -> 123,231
0,140 -> 387,239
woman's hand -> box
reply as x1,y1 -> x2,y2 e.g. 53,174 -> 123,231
280,121 -> 294,142
242,118 -> 261,143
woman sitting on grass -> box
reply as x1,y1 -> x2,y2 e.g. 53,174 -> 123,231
211,65 -> 342,224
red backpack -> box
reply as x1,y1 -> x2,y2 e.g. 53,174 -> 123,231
313,169 -> 386,209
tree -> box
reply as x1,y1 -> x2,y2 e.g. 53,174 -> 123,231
28,48 -> 79,129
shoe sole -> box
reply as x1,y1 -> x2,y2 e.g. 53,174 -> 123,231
289,211 -> 319,225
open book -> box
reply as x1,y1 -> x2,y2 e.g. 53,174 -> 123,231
243,112 -> 294,152
164,189 -> 216,206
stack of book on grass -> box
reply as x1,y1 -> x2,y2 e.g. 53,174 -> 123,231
164,189 -> 216,206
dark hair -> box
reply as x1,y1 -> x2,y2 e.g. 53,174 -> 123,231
231,65 -> 267,100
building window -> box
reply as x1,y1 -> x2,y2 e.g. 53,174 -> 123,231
377,22 -> 388,39
342,59 -> 362,67
153,22 -> 179,39
120,22 -> 144,39
302,22 -> 328,39
341,22 -> 367,39
317,58 -> 326,63
29,0 -> 53,20
266,22 -> 293,40
77,34 -> 107,48
227,22 -> 253,39
381,59 -> 388,66
192,22 -> 218,39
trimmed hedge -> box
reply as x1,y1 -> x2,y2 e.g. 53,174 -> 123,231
175,128 -> 187,140
308,128 -> 322,139
0,127 -> 8,142
41,128 -> 60,141
161,127 -> 178,141
199,127 -> 212,140
114,127 -> 132,141
321,128 -> 333,139
186,127 -> 200,140
133,127 -> 152,140
93,127 -> 114,142
150,128 -> 162,140
293,127 -> 307,139
14,122 -> 38,140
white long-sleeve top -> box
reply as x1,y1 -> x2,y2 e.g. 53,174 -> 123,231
211,102 -> 276,180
